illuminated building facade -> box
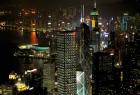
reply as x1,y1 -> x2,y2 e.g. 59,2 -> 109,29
56,31 -> 77,95
90,0 -> 99,29
90,0 -> 100,52
76,71 -> 85,95
121,13 -> 128,32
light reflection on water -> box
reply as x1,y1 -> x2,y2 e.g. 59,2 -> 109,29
30,31 -> 38,44
18,30 -> 38,45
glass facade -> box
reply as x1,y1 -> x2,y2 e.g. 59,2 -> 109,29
56,31 -> 77,95
76,71 -> 85,95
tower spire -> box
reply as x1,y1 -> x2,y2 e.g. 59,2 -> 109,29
94,0 -> 96,9
80,4 -> 85,22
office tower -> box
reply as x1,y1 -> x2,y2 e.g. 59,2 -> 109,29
90,0 -> 100,52
121,13 -> 129,32
76,71 -> 86,95
90,0 -> 99,29
92,52 -> 118,95
79,23 -> 92,95
41,46 -> 56,94
43,60 -> 55,94
56,31 -> 77,95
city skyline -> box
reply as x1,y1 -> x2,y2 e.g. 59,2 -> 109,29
0,0 -> 140,94
0,0 -> 139,16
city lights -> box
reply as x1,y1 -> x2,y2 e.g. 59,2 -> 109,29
9,72 -> 17,80
0,0 -> 140,95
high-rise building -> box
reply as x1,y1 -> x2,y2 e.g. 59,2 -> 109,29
90,0 -> 99,29
92,51 -> 118,95
90,0 -> 100,52
121,30 -> 140,94
79,23 -> 92,95
121,13 -> 129,32
56,31 -> 77,95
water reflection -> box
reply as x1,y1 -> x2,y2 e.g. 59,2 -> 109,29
18,30 -> 38,45
30,31 -> 38,44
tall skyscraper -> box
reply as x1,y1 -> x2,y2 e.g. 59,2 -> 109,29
90,0 -> 100,52
90,0 -> 99,29
79,23 -> 92,95
56,31 -> 77,95
92,51 -> 118,95
121,13 -> 128,32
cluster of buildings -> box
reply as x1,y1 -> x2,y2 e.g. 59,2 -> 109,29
0,7 -> 82,32
0,1 -> 140,95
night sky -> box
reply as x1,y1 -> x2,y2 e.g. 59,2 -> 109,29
0,0 -> 139,16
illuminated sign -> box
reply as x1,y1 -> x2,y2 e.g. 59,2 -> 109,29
92,20 -> 95,28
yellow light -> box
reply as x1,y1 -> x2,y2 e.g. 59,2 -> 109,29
9,75 -> 16,80
15,79 -> 29,92
19,45 -> 26,49
16,83 -> 29,92
32,23 -> 35,26
92,20 -> 95,28
9,72 -> 17,80
0,89 -> 2,94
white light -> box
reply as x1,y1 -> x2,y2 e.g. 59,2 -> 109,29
105,34 -> 108,37
26,68 -> 37,73
55,82 -> 58,85
29,87 -> 34,90
48,22 -> 51,25
58,24 -> 60,26
62,21 -> 65,24
101,29 -> 104,32
90,74 -> 92,79
48,15 -> 51,18
67,22 -> 70,25
29,55 -> 34,57
98,22 -> 102,25
132,32 -> 135,35
107,22 -> 109,25
125,34 -> 128,38
25,71 -> 27,75
18,78 -> 21,81
110,52 -> 114,56
104,44 -> 107,48
19,21 -> 23,24
111,17 -> 114,21
96,31 -> 99,34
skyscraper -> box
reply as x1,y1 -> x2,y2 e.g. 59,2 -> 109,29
90,0 -> 100,52
56,31 -> 77,95
92,51 -> 118,95
90,0 -> 99,29
121,30 -> 140,94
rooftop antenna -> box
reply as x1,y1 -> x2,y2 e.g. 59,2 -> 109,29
94,0 -> 96,9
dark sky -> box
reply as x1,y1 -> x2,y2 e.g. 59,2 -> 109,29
0,0 -> 139,16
